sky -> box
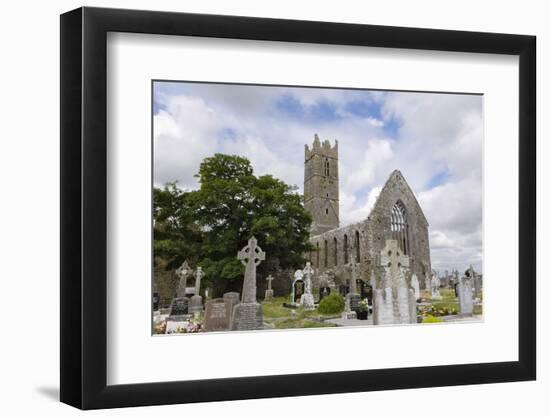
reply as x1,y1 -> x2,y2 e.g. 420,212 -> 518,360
153,81 -> 483,275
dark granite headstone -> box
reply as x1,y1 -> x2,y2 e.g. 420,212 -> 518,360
204,298 -> 233,331
319,286 -> 331,301
169,297 -> 189,316
152,292 -> 160,311
347,293 -> 361,313
293,280 -> 305,303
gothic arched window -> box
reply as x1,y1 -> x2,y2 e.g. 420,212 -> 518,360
316,242 -> 320,268
333,237 -> 338,266
324,158 -> 330,177
391,200 -> 409,255
324,240 -> 328,267
344,234 -> 349,264
355,230 -> 360,262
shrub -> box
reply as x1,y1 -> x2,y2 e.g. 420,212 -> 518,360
317,293 -> 345,315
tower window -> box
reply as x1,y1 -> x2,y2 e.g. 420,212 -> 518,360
391,200 -> 409,255
344,234 -> 349,263
324,158 -> 330,176
325,208 -> 329,215
355,230 -> 360,262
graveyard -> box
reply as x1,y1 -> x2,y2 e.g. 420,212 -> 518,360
153,237 -> 483,335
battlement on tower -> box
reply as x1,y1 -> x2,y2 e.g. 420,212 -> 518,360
305,134 -> 338,160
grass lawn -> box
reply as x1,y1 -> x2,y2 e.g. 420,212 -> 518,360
261,296 -> 338,329
421,288 -> 483,316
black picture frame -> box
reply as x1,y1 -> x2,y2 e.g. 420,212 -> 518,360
60,6 -> 536,410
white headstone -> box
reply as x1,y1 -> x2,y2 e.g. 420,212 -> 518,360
373,240 -> 416,325
457,274 -> 474,316
431,270 -> 442,300
300,262 -> 315,310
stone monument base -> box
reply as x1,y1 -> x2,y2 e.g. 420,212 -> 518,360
166,314 -> 192,322
300,293 -> 315,310
188,295 -> 203,313
341,310 -> 357,320
231,302 -> 263,331
264,289 -> 274,301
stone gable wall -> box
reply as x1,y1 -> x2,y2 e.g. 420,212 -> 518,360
308,171 -> 431,289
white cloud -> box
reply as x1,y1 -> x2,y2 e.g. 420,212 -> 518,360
343,138 -> 393,193
153,95 -> 222,190
418,177 -> 482,273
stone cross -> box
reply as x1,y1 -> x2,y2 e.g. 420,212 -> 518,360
303,262 -> 314,294
379,240 -> 409,287
369,268 -> 376,288
266,274 -> 274,290
175,260 -> 192,298
237,236 -> 265,303
194,266 -> 204,294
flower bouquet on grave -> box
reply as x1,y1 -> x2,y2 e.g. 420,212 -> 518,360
356,299 -> 369,320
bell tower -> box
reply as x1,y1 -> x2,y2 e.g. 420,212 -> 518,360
304,134 -> 339,236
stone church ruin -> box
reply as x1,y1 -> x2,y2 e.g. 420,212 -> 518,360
304,134 -> 432,292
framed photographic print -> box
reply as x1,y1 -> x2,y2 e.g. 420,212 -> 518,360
60,6 -> 536,410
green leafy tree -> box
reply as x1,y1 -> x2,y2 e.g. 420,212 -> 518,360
153,154 -> 313,295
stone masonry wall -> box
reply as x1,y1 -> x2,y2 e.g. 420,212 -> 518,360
308,170 -> 431,289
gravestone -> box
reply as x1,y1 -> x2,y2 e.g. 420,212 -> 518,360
319,286 -> 331,301
431,270 -> 442,300
343,258 -> 360,318
265,274 -> 275,301
189,266 -> 204,313
223,291 -> 240,308
373,286 -> 394,324
300,262 -> 315,310
204,298 -> 233,331
152,292 -> 160,311
466,265 -> 481,300
231,237 -> 264,330
189,296 -> 203,314
373,240 -> 416,325
347,294 -> 360,312
169,297 -> 189,319
410,273 -> 420,300
293,279 -> 305,303
474,274 -> 483,299
175,260 -> 193,298
369,269 -> 376,288
457,274 -> 474,316
291,270 -> 303,304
